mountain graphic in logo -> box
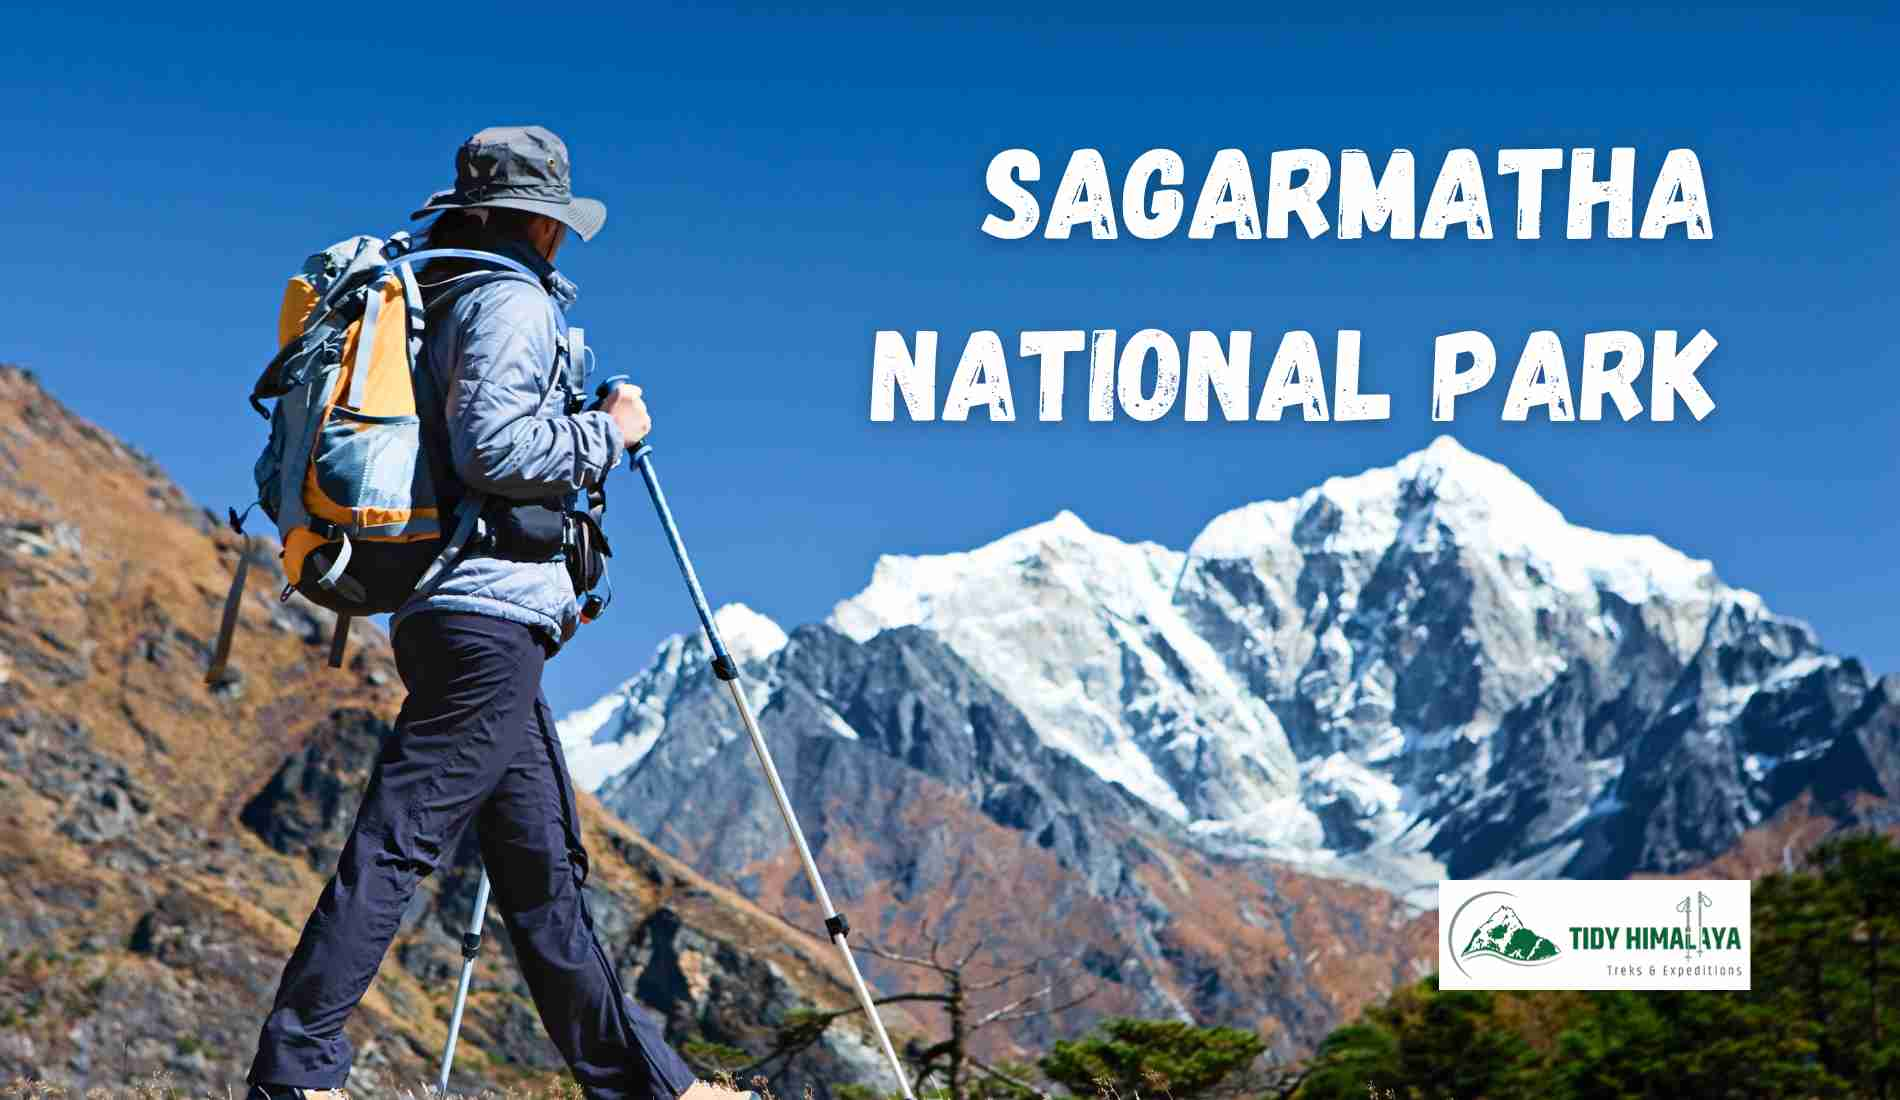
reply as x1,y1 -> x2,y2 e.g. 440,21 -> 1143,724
1460,904 -> 1560,963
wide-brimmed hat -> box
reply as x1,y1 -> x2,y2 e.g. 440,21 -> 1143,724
410,125 -> 606,241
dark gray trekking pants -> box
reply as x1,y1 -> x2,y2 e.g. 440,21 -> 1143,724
247,611 -> 697,1100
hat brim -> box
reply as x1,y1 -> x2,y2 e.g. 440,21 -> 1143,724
409,191 -> 607,242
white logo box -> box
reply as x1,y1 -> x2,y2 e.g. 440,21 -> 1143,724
1438,879 -> 1751,991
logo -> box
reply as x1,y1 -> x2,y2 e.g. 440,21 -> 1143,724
1446,891 -> 1561,979
1439,879 -> 1750,991
1571,889 -> 1743,956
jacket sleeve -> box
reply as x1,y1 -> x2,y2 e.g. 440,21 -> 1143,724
442,280 -> 624,498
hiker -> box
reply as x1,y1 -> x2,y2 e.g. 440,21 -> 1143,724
244,125 -> 719,1100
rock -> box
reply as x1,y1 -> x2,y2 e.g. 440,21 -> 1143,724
240,709 -> 388,871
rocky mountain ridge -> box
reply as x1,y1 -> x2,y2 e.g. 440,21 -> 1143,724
0,365 -> 904,1096
818,435 -> 1899,896
561,435 -> 1896,1054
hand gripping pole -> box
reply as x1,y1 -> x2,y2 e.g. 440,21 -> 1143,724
631,441 -> 916,1100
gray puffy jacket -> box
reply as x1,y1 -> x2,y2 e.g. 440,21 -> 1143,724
391,241 -> 624,647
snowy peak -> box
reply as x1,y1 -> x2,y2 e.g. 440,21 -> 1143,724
556,603 -> 786,791
1190,434 -> 1729,607
828,509 -> 1183,643
1187,434 -> 1545,560
817,437 -> 1772,872
561,436 -> 1894,905
1013,507 -> 1093,541
828,509 -> 1292,824
712,602 -> 789,663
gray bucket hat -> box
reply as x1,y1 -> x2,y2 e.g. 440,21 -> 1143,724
410,125 -> 606,241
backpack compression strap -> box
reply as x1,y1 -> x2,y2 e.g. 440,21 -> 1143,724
204,533 -> 257,686
410,493 -> 486,601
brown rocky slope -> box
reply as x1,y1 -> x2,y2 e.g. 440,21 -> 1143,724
0,365 -> 911,1096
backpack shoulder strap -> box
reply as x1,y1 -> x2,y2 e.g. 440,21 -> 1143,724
402,247 -> 544,310
400,247 -> 536,276
423,269 -> 545,316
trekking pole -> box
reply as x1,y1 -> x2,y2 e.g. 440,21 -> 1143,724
437,869 -> 492,1095
629,438 -> 917,1100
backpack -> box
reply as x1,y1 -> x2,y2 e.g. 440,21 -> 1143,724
205,231 -> 565,683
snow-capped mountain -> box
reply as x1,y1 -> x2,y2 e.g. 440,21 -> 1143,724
561,437 -> 1898,909
561,603 -> 787,790
830,509 -> 1302,829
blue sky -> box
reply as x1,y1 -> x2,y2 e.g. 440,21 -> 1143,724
3,5 -> 1894,713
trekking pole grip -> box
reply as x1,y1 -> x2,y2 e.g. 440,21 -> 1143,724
592,373 -> 632,407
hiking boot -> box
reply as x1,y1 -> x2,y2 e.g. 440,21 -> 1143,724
245,1086 -> 348,1100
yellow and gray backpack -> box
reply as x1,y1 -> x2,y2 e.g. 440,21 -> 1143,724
206,232 -> 554,681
